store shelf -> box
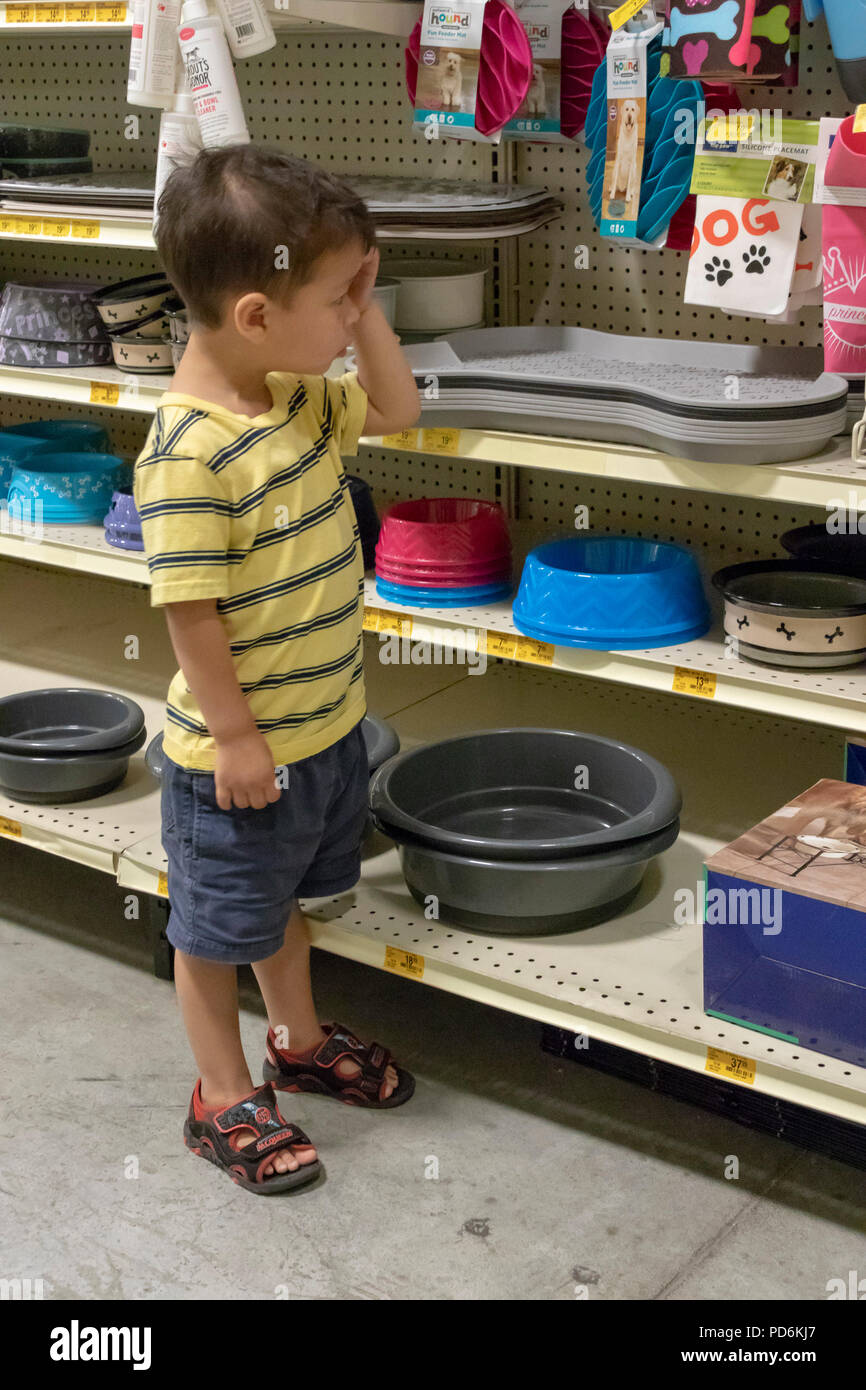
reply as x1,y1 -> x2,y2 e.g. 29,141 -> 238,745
4,513 -> 866,733
115,660 -> 866,1127
0,363 -> 170,411
0,0 -> 419,34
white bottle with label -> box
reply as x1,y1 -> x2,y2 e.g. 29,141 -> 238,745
178,0 -> 251,147
153,91 -> 203,231
214,0 -> 276,60
128,0 -> 182,110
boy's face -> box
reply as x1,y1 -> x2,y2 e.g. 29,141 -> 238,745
267,239 -> 370,374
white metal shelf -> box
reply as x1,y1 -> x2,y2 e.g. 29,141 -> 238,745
4,513 -> 866,732
114,660 -> 866,1126
0,361 -> 863,508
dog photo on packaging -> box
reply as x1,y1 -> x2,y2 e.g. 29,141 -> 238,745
524,60 -> 550,117
605,96 -> 645,221
416,45 -> 480,117
763,155 -> 808,202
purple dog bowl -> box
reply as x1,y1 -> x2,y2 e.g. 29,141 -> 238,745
104,485 -> 144,551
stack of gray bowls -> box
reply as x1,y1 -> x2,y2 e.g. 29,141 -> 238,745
369,728 -> 681,935
0,689 -> 147,804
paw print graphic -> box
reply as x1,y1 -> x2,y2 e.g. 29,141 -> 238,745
744,245 -> 771,274
705,257 -> 733,287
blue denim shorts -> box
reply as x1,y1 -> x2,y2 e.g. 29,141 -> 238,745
160,722 -> 369,964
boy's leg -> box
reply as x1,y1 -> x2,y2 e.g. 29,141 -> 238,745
174,947 -> 317,1172
252,901 -> 398,1097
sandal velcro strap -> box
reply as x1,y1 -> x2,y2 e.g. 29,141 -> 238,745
213,1083 -> 290,1139
314,1023 -> 392,1084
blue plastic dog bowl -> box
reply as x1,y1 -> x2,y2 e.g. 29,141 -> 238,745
7,451 -> 127,524
513,536 -> 710,650
376,577 -> 513,608
3,420 -> 109,450
0,431 -> 42,494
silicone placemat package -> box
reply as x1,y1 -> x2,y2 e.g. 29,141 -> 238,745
412,0 -> 491,140
502,0 -> 567,143
690,114 -> 819,205
601,19 -> 661,239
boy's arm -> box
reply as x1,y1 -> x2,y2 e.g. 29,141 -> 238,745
351,298 -> 421,438
164,599 -> 280,811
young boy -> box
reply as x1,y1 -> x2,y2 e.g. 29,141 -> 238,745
133,145 -> 422,1195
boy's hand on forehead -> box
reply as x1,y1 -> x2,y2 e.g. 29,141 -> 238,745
347,245 -> 380,312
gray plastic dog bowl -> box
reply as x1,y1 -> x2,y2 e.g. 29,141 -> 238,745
0,687 -> 145,754
368,728 -> 681,862
0,725 -> 147,804
393,818 -> 680,935
144,715 -> 400,782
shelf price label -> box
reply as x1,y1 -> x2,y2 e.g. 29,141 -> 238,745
3,4 -> 36,20
485,631 -> 518,660
157,870 -> 168,897
362,606 -> 382,632
421,426 -> 461,456
514,634 -> 554,666
378,611 -> 413,639
384,946 -> 425,979
70,219 -> 100,239
0,815 -> 22,838
672,666 -> 717,699
19,216 -> 43,236
0,215 -> 23,235
705,1047 -> 756,1086
93,0 -> 126,17
42,218 -> 71,238
382,428 -> 419,450
65,2 -> 96,18
89,381 -> 120,406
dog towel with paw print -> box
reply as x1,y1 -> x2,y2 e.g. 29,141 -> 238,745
684,193 -> 803,316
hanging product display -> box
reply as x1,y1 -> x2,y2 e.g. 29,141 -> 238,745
178,0 -> 251,147
559,2 -> 609,141
501,0 -> 568,143
153,91 -> 203,231
821,113 -> 866,379
213,0 -> 276,60
407,0 -> 533,140
127,0 -> 183,110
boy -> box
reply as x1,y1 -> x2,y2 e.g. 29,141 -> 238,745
133,145 -> 421,1195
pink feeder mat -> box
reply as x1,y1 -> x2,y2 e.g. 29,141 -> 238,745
561,6 -> 609,141
405,1 -> 533,137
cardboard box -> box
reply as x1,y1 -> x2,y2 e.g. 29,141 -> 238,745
704,779 -> 866,1066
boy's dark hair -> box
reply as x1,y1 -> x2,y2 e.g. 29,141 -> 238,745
155,145 -> 376,328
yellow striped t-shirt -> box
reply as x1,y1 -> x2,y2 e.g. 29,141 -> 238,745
133,369 -> 368,772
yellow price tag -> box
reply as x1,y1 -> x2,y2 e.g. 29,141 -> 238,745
608,0 -> 646,28
705,1047 -> 756,1086
421,427 -> 461,456
43,2 -> 65,18
157,870 -> 168,897
514,635 -> 554,666
0,215 -> 22,235
382,428 -> 419,450
378,612 -> 413,638
384,946 -> 425,979
855,106 -> 866,135
93,0 -> 125,17
362,606 -> 382,632
90,381 -> 120,406
20,217 -> 43,236
485,631 -> 518,660
70,219 -> 100,239
707,113 -> 755,143
42,219 -> 71,238
672,666 -> 717,699
65,2 -> 95,18
4,4 -> 36,20
0,815 -> 22,838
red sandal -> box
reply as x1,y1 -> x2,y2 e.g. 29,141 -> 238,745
183,1080 -> 322,1194
262,1021 -> 415,1108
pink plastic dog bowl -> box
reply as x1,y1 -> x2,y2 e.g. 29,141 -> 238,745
376,497 -> 511,570
376,557 -> 511,587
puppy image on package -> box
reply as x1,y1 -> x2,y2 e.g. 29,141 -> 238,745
764,157 -> 806,202
526,62 -> 548,116
439,51 -> 464,110
608,98 -> 641,209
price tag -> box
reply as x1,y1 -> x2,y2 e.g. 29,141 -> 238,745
90,381 -> 120,406
93,0 -> 125,17
672,666 -> 717,699
157,870 -> 168,897
4,4 -> 36,20
362,606 -> 382,632
384,946 -> 425,979
0,215 -> 23,235
65,2 -> 95,18
856,106 -> 866,135
70,219 -> 100,239
43,2 -> 64,18
378,612 -> 413,638
485,631 -> 518,660
42,218 -> 71,238
421,427 -> 461,456
514,634 -> 554,666
705,1047 -> 756,1086
382,428 -> 419,450
608,0 -> 646,28
19,216 -> 43,236
0,814 -> 22,838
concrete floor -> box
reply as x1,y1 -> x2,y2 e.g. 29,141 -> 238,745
2,833 -> 866,1303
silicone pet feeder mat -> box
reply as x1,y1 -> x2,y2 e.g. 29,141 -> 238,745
560,5 -> 609,140
405,2 -> 533,137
